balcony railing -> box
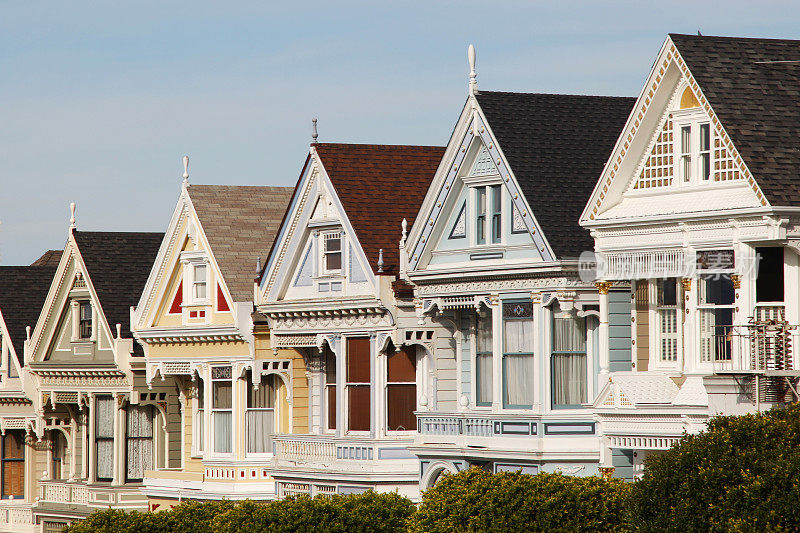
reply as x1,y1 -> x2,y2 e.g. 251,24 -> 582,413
272,435 -> 414,466
0,502 -> 33,533
38,481 -> 147,510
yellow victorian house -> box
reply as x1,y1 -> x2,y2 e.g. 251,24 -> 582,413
131,162 -> 292,508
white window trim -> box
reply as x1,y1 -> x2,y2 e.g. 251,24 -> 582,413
547,306 -> 594,413
244,372 -> 276,458
673,107 -> 713,188
70,299 -> 96,343
180,251 -> 210,306
648,279 -> 683,373
209,366 -> 234,458
319,230 -> 344,277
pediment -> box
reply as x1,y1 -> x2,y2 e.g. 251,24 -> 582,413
582,37 -> 767,225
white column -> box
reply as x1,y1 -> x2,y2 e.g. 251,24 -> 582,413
69,418 -> 77,481
335,337 -> 345,438
111,395 -> 122,485
597,282 -> 611,383
491,301 -> 502,411
369,334 -> 377,439
87,394 -> 96,483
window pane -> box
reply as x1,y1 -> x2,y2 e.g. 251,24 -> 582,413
95,396 -> 115,438
552,354 -> 587,405
346,337 -> 371,384
659,308 -> 679,362
327,385 -> 336,430
213,382 -> 232,409
324,347 -> 336,384
756,247 -> 784,302
700,277 -> 734,305
3,431 -> 23,459
504,354 -> 535,407
681,126 -> 691,152
504,319 -> 533,354
700,308 -> 733,362
96,439 -> 113,480
326,252 -> 342,271
700,124 -> 710,151
126,406 -> 153,480
325,235 -> 341,252
246,409 -> 274,453
476,312 -> 493,354
195,265 -> 207,282
248,374 -> 275,409
387,347 -> 416,383
553,316 -> 586,353
701,153 -> 710,180
213,411 -> 232,453
477,188 -> 486,215
476,353 -> 493,405
387,384 -> 416,431
127,405 -> 153,438
658,279 -> 677,306
348,386 -> 370,431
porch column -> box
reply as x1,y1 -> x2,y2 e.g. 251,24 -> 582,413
335,338 -> 345,438
597,282 -> 611,383
369,334 -> 377,439
69,416 -> 77,481
111,394 -> 122,485
87,394 -> 96,483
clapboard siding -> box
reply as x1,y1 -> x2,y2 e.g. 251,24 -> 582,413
609,289 -> 632,372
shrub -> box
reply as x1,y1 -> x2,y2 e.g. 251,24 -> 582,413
212,491 -> 415,533
64,500 -> 236,533
628,403 -> 800,532
410,468 -> 631,533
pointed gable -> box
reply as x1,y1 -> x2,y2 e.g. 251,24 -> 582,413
188,185 -> 293,302
73,232 -> 163,342
0,259 -> 60,362
669,34 -> 800,206
476,91 -> 635,258
313,143 -> 445,274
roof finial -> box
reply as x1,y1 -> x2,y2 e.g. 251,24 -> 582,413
256,256 -> 262,275
697,29 -> 702,36
468,44 -> 477,96
401,218 -> 408,243
69,202 -> 76,231
312,118 -> 318,144
182,155 -> 190,186
377,249 -> 384,273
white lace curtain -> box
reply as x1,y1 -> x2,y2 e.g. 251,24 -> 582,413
95,396 -> 114,480
552,315 -> 587,405
126,405 -> 154,480
247,374 -> 276,454
476,312 -> 493,404
504,317 -> 534,407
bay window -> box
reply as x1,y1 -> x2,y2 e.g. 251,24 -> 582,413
386,346 -> 416,431
246,372 -> 276,454
346,337 -> 370,432
324,347 -> 336,431
476,310 -> 493,406
1,431 -> 23,499
502,302 -> 534,408
551,305 -> 587,407
126,405 -> 154,481
95,395 -> 114,481
212,367 -> 233,453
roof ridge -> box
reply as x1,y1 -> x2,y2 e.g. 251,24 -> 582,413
670,33 -> 800,44
313,142 -> 445,149
477,90 -> 636,100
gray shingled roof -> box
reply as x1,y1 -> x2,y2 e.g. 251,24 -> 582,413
0,257 -> 60,362
476,91 -> 635,259
670,34 -> 800,206
73,232 -> 164,350
188,185 -> 293,302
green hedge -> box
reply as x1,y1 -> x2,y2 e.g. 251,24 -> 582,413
628,403 -> 800,533
411,468 -> 631,533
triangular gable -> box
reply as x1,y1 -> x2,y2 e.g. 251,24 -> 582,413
133,187 -> 237,332
407,99 -> 554,272
581,36 -> 767,224
259,148 -> 378,303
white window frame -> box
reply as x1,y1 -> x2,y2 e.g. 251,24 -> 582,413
473,310 -> 494,408
673,108 -> 713,187
320,231 -> 343,276
471,185 -> 503,247
210,366 -> 233,456
648,279 -> 682,372
384,345 -> 420,434
245,371 -> 276,457
180,251 -> 210,306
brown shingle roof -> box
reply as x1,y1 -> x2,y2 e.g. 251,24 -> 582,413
314,143 -> 445,275
30,250 -> 62,267
189,185 -> 294,302
670,34 -> 800,206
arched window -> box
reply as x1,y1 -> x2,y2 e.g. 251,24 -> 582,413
386,345 -> 417,431
246,371 -> 276,454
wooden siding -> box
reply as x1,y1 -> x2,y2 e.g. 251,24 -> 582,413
435,325 -> 458,411
634,281 -> 649,372
608,289 -> 632,372
459,311 -> 472,404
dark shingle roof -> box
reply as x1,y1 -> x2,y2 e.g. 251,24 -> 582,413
30,250 -> 63,267
0,264 -> 59,362
314,143 -> 445,275
476,91 -> 635,258
188,185 -> 293,302
73,232 -> 163,346
670,34 -> 800,206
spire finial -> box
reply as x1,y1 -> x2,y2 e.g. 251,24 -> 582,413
468,44 -> 477,96
182,155 -> 190,186
69,202 -> 76,231
256,256 -> 262,275
312,118 -> 318,144
377,249 -> 384,273
401,218 -> 408,242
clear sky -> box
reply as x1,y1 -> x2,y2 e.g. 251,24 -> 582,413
2,1 -> 799,264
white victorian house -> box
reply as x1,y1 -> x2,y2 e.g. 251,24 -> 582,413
402,48 -> 636,490
581,34 -> 800,479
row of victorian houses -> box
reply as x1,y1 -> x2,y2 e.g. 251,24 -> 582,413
0,33 -> 798,531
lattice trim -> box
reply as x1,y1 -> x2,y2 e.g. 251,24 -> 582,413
633,115 -> 673,189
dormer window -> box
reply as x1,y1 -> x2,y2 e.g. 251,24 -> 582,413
193,264 -> 207,301
475,185 -> 501,245
79,301 -> 92,339
322,232 -> 342,274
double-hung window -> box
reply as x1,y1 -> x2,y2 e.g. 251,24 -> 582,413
346,337 -> 371,432
551,306 -> 587,407
680,126 -> 692,182
246,372 -> 275,454
95,395 -> 114,481
699,124 -> 711,180
211,367 -> 233,453
1,431 -> 23,499
386,346 -> 416,431
475,186 -> 502,245
79,301 -> 92,339
475,311 -> 493,406
697,250 -> 735,363
656,279 -> 679,364
502,302 -> 534,408
677,117 -> 712,185
126,405 -> 154,481
324,347 -> 336,431
323,232 -> 342,274
193,264 -> 207,301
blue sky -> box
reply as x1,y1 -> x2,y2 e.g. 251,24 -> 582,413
2,1 -> 799,264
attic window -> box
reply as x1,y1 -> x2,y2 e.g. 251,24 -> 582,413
79,301 -> 92,339
323,232 -> 342,274
193,264 -> 207,301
